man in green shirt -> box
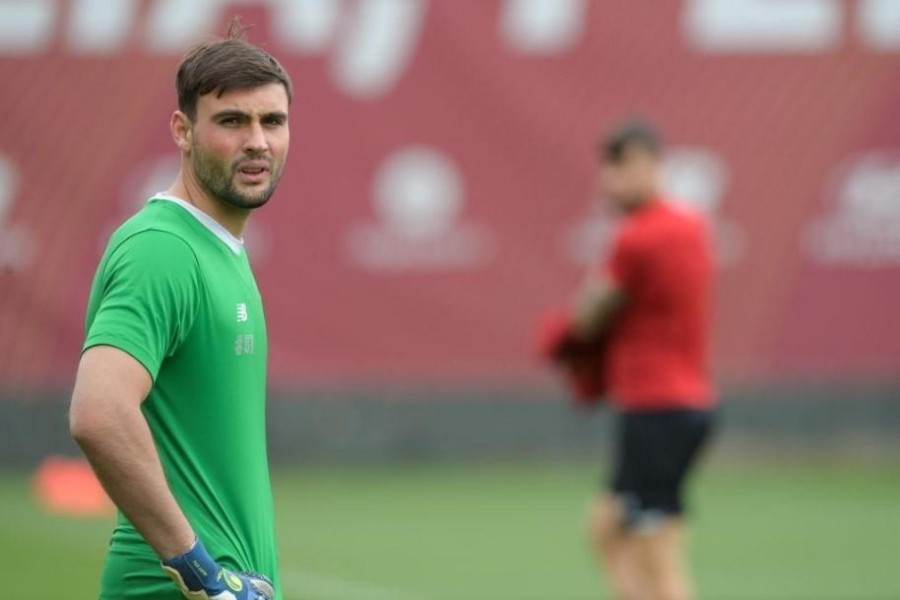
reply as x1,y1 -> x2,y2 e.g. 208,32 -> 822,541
70,24 -> 292,600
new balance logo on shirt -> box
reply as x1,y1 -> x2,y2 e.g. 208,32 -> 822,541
234,303 -> 254,355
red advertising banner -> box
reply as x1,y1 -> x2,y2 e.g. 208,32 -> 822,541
2,0 -> 899,387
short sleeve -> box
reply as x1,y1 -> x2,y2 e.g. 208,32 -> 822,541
84,230 -> 202,381
606,229 -> 644,293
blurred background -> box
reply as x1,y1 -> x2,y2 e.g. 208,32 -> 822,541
1,1 -> 899,599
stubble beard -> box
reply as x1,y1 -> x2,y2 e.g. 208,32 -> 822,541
191,144 -> 283,211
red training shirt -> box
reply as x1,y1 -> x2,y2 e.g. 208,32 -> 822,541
603,199 -> 714,412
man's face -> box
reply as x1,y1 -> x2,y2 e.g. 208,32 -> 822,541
598,146 -> 659,213
187,83 -> 290,210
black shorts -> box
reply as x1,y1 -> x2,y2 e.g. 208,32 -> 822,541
608,408 -> 714,529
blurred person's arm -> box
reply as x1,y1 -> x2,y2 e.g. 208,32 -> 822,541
572,274 -> 626,339
69,345 -> 195,559
574,223 -> 645,339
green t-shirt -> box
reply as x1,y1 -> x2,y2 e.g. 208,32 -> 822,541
84,196 -> 279,600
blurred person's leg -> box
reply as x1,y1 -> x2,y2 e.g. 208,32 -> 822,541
589,501 -> 693,600
596,409 -> 712,600
633,517 -> 692,600
588,411 -> 647,600
589,495 -> 646,600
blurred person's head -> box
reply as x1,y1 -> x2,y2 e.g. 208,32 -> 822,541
597,120 -> 662,214
170,19 -> 292,212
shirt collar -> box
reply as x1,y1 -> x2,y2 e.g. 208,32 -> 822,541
150,193 -> 243,255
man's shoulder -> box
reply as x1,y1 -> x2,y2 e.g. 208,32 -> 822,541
656,199 -> 708,230
107,201 -> 200,255
629,200 -> 708,239
112,199 -> 193,238
102,203 -> 203,274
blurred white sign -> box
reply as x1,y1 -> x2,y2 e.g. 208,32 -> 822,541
684,0 -> 841,52
0,0 -> 598,98
684,0 -> 900,51
0,0 -> 54,53
145,0 -> 430,99
0,156 -> 36,273
500,0 -> 588,54
4,0 -> 900,62
805,151 -> 900,266
345,146 -> 493,271
860,0 -> 900,50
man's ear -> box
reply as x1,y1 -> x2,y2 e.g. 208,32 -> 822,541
170,111 -> 193,153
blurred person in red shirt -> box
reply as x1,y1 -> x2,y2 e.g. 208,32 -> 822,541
571,121 -> 715,600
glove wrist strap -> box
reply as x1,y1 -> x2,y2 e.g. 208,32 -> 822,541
161,536 -> 225,593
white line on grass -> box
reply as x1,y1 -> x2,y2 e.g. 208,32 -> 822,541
282,568 -> 431,600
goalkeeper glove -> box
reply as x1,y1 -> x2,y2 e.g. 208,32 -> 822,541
161,537 -> 274,600
534,306 -> 607,408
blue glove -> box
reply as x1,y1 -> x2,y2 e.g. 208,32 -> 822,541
161,537 -> 274,600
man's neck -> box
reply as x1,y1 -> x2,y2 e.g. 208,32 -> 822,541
165,172 -> 250,239
623,193 -> 659,215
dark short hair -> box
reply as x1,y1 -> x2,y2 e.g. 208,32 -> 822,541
599,119 -> 662,164
176,19 -> 293,121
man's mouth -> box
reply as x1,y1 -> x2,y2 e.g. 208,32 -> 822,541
236,161 -> 271,183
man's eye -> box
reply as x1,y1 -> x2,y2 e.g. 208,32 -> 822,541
263,117 -> 284,127
220,117 -> 240,126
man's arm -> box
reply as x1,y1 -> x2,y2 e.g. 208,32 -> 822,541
572,274 -> 627,340
69,345 -> 194,559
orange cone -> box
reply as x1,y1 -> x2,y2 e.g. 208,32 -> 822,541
33,456 -> 114,517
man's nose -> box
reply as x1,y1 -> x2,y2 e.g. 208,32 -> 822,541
243,121 -> 268,153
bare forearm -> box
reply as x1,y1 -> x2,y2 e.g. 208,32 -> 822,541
573,278 -> 625,338
73,401 -> 194,558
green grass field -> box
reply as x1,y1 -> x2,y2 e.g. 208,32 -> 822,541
3,461 -> 899,600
